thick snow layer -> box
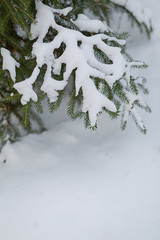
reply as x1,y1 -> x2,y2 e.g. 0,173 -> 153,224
72,14 -> 107,33
14,66 -> 40,104
0,1 -> 160,240
0,47 -> 20,82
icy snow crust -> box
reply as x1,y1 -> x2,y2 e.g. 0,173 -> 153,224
13,1 -> 144,126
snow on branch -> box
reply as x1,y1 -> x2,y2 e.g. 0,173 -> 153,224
1,48 -> 20,82
14,66 -> 40,105
13,0 -> 146,127
71,14 -> 108,33
122,91 -> 147,130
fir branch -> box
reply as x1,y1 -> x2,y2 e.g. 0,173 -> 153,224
15,5 -> 35,23
0,102 -> 7,111
0,31 -> 24,53
67,89 -> 75,105
22,103 -> 30,127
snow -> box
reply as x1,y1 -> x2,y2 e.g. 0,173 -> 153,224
0,0 -> 160,240
122,91 -> 147,130
41,64 -> 67,102
72,14 -> 107,33
22,1 -> 123,125
15,0 -> 146,126
14,66 -> 40,105
15,25 -> 27,39
0,47 -> 20,82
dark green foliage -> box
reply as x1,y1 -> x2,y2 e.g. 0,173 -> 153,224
0,0 -> 152,151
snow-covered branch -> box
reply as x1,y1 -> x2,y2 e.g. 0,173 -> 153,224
12,0 -> 148,128
13,1 -> 125,125
0,48 -> 20,82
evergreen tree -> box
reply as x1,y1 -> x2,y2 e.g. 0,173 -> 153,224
0,0 -> 152,150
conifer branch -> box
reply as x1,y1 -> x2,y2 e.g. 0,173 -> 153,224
0,103 -> 7,111
67,90 -> 75,105
15,5 -> 35,23
0,31 -> 24,53
0,0 -> 152,151
24,104 -> 29,126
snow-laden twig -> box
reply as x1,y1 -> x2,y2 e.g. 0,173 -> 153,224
14,66 -> 40,105
1,48 -> 20,82
122,91 -> 147,130
13,0 -> 147,127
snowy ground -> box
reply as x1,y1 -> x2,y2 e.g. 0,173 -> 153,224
0,1 -> 160,240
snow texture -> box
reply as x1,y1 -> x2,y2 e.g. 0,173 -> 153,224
0,47 -> 20,82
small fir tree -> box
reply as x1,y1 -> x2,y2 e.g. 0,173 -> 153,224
0,0 -> 152,150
